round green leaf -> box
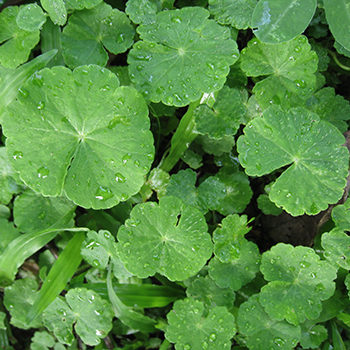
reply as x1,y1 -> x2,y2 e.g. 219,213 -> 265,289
128,7 -> 239,107
257,194 -> 283,216
252,0 -> 317,43
81,230 -> 117,270
0,219 -> 20,254
325,0 -> 350,51
322,228 -> 350,270
237,294 -> 301,350
305,87 -> 350,133
65,0 -> 103,10
300,322 -> 328,349
237,105 -> 349,216
240,36 -> 318,109
125,0 -> 159,24
41,0 -> 66,26
117,196 -> 213,281
4,278 -> 42,330
13,189 -> 76,233
209,0 -> 258,29
331,198 -> 350,230
2,65 -> 154,209
166,298 -> 236,350
0,6 -> 40,68
43,288 -> 113,346
61,2 -> 135,69
186,275 -> 235,310
259,243 -> 337,325
16,3 -> 47,32
194,86 -> 246,139
208,215 -> 260,291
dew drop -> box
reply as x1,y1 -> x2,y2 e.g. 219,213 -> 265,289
209,333 -> 216,342
115,172 -> 126,183
122,153 -> 132,165
134,160 -> 140,167
274,337 -> 285,346
37,166 -> 49,178
201,341 -> 208,349
37,101 -> 45,110
92,259 -> 100,267
171,16 -> 182,23
95,186 -> 114,201
100,84 -> 111,91
13,151 -> 23,160
18,88 -> 29,98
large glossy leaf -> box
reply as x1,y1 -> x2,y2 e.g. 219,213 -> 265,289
2,65 -> 154,209
252,0 -> 317,43
117,196 -> 213,281
237,294 -> 301,350
259,243 -> 337,325
166,298 -> 236,350
209,0 -> 258,29
237,105 -> 349,216
128,6 -> 239,106
324,0 -> 350,51
0,6 -> 40,68
240,36 -> 318,109
61,2 -> 135,69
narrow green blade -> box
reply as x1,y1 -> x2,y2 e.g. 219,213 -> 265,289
27,231 -> 86,323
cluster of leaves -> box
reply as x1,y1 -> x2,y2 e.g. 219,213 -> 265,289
1,0 -> 350,349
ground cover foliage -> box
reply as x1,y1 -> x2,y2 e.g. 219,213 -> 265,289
1,0 -> 350,349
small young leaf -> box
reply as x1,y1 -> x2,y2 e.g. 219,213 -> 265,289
128,7 -> 239,106
30,331 -> 55,349
125,0 -> 159,24
259,243 -> 337,325
81,230 -> 117,270
0,6 -> 40,68
237,294 -> 301,350
305,87 -> 350,133
300,321 -> 328,349
41,0 -> 67,26
16,3 -> 47,32
61,2 -> 135,69
237,105 -> 349,216
252,0 -> 317,43
322,228 -> 350,270
117,196 -> 213,281
194,86 -> 246,139
209,215 -> 260,290
43,288 -> 113,346
240,36 -> 318,109
166,298 -> 236,350
208,0 -> 258,29
4,278 -> 42,329
2,65 -> 154,209
331,198 -> 350,230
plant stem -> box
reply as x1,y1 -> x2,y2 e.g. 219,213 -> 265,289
159,99 -> 200,173
328,49 -> 350,71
